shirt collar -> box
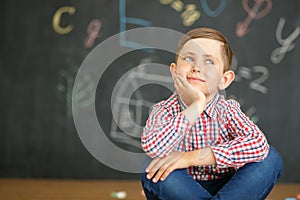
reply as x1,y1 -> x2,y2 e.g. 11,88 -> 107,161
176,92 -> 220,119
204,93 -> 220,119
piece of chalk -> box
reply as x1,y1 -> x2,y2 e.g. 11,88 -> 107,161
284,198 -> 296,200
296,194 -> 300,199
111,191 -> 127,199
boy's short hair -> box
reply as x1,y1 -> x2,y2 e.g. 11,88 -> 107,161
175,27 -> 233,72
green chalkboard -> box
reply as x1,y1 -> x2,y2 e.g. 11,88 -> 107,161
1,0 -> 299,182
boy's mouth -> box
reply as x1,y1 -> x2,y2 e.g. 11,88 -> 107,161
187,76 -> 205,82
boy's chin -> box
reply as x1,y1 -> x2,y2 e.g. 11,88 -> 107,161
205,91 -> 219,98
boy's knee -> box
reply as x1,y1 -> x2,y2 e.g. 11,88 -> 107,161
141,170 -> 181,189
239,146 -> 283,182
141,169 -> 187,198
254,145 -> 284,181
267,146 -> 284,176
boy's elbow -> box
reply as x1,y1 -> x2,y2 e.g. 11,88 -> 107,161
141,142 -> 159,158
141,138 -> 170,158
257,137 -> 270,161
141,137 -> 158,158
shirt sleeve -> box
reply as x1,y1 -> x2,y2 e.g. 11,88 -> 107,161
211,100 -> 270,169
141,103 -> 192,158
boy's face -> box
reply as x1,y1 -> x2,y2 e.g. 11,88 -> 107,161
170,38 -> 228,100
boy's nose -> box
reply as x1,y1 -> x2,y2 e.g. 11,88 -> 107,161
191,66 -> 200,73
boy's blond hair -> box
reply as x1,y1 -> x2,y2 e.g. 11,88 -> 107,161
175,27 -> 233,72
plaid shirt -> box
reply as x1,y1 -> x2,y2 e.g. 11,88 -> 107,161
141,92 -> 270,181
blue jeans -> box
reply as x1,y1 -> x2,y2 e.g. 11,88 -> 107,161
141,146 -> 283,200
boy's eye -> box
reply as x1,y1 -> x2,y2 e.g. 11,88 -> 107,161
183,56 -> 194,63
204,59 -> 214,65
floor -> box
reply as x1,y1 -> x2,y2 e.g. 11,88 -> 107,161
0,179 -> 299,200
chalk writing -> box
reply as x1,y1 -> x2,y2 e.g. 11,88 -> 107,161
236,0 -> 272,37
119,0 -> 152,50
249,66 -> 269,94
159,0 -> 200,26
200,0 -> 227,17
159,0 -> 184,12
232,56 -> 269,94
52,6 -> 76,35
271,17 -> 300,64
181,4 -> 201,26
57,69 -> 75,116
110,58 -> 173,147
84,19 -> 102,49
57,68 -> 96,116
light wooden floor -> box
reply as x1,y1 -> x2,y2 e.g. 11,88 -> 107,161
0,179 -> 299,200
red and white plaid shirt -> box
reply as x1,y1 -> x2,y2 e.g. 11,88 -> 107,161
141,92 -> 270,181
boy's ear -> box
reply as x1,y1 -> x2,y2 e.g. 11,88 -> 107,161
169,63 -> 177,75
218,70 -> 235,90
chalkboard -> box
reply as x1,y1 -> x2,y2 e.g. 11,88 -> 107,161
1,0 -> 299,182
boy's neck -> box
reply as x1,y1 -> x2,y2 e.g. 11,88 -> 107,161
205,92 -> 219,105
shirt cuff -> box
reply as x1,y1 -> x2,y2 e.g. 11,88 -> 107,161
210,145 -> 233,169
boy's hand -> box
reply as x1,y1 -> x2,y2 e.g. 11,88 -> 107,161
172,72 -> 206,107
145,149 -> 216,183
145,151 -> 197,183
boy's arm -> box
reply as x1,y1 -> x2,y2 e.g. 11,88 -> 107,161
211,100 -> 270,168
141,99 -> 205,158
141,102 -> 189,158
142,73 -> 206,158
145,147 -> 216,183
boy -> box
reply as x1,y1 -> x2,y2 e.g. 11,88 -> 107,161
141,27 -> 283,200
